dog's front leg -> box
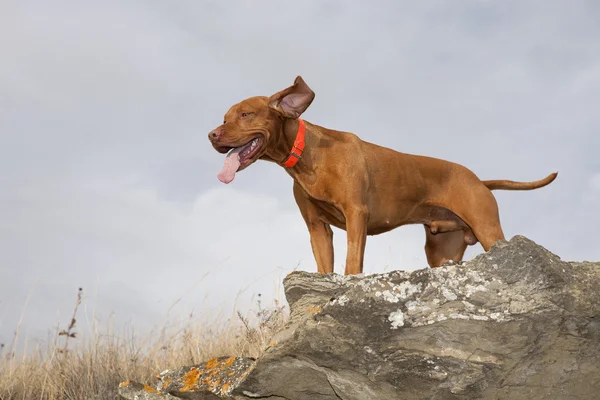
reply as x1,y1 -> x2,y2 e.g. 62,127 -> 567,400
293,182 -> 334,274
344,206 -> 369,275
307,222 -> 334,274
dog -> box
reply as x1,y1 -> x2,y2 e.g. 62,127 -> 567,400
208,76 -> 557,275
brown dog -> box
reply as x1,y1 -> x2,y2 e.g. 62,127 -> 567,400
208,76 -> 557,275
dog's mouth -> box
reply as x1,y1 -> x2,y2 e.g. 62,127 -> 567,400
217,135 -> 264,184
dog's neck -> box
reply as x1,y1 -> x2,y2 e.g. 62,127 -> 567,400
262,118 -> 319,179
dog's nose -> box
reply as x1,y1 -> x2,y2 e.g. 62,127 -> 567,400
208,129 -> 221,141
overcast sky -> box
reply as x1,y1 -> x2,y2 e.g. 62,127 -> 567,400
1,0 -> 599,349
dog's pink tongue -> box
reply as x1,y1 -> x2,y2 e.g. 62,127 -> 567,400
217,147 -> 243,184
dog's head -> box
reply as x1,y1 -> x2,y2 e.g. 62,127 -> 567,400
208,76 -> 315,183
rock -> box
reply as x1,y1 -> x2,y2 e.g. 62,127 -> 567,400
233,236 -> 600,399
118,380 -> 181,399
118,356 -> 255,399
120,236 -> 600,400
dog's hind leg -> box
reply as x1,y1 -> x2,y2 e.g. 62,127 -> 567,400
424,228 -> 469,268
454,188 -> 506,251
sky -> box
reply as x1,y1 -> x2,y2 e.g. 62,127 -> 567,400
1,0 -> 599,349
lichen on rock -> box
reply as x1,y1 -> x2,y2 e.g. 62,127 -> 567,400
119,236 -> 600,400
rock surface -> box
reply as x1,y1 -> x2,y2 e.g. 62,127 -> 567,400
119,356 -> 255,399
120,236 -> 600,400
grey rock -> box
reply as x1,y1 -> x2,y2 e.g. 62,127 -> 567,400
120,236 -> 600,400
118,356 -> 255,399
233,236 -> 600,400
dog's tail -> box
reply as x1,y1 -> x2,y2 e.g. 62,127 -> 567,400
483,172 -> 558,191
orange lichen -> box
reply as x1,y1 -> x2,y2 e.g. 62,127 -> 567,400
144,384 -> 157,393
180,367 -> 200,392
209,378 -> 220,389
201,373 -> 215,385
221,383 -> 231,394
160,377 -> 171,389
223,357 -> 236,367
238,362 -> 256,381
119,380 -> 131,388
204,357 -> 219,369
307,305 -> 323,315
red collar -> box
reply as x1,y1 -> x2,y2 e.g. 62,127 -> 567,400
281,118 -> 306,168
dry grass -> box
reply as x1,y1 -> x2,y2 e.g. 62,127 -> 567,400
0,288 -> 288,400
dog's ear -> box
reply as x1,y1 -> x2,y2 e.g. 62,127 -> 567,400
268,76 -> 315,118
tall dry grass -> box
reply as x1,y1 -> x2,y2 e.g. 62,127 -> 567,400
0,288 -> 288,400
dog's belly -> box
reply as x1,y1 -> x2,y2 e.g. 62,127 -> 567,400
314,199 -> 471,239
313,199 -> 414,235
367,204 -> 476,244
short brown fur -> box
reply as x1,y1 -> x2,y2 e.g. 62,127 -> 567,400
209,76 -> 557,275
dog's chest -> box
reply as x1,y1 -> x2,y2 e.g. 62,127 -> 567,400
306,196 -> 345,228
293,173 -> 330,201
293,175 -> 348,228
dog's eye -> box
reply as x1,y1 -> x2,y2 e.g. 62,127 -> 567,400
241,112 -> 251,118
